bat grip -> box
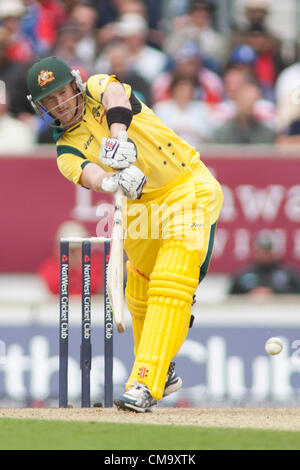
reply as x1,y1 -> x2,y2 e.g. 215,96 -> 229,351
114,186 -> 125,208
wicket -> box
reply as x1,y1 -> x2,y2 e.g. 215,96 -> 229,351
59,237 -> 114,408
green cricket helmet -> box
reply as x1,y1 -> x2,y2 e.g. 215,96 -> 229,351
26,56 -> 86,127
26,56 -> 75,102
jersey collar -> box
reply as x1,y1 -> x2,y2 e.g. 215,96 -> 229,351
53,120 -> 82,142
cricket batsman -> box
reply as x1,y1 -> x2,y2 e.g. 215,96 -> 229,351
26,56 -> 223,412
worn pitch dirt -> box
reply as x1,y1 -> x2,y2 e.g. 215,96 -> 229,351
0,408 -> 299,431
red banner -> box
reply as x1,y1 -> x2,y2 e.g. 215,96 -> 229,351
2,151 -> 300,273
202,155 -> 300,273
1,156 -> 112,273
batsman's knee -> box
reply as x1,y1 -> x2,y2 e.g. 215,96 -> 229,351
125,261 -> 150,356
149,240 -> 202,304
125,261 -> 149,317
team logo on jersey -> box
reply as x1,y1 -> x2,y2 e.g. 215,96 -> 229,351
92,106 -> 106,125
83,134 -> 94,150
38,70 -> 55,87
92,106 -> 101,119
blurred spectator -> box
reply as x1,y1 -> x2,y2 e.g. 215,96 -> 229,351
244,0 -> 270,26
212,81 -> 275,144
212,61 -> 276,130
163,0 -> 190,20
96,0 -> 148,50
96,13 -> 168,84
274,58 -> 300,133
228,44 -> 257,74
38,221 -> 104,295
118,0 -> 147,17
95,0 -> 123,29
152,73 -> 213,149
93,41 -> 152,107
70,3 -> 98,74
0,31 -> 34,118
61,0 -> 78,18
96,0 -> 162,48
116,0 -> 163,50
21,0 -> 67,57
50,22 -> 89,81
95,1 -> 122,49
164,0 -> 226,71
38,0 -> 67,24
0,92 -> 35,153
231,0 -> 286,66
140,0 -> 164,50
228,231 -> 300,296
0,0 -> 35,64
224,42 -> 280,106
152,40 -> 224,106
276,115 -> 300,145
116,12 -> 168,83
243,23 -> 284,101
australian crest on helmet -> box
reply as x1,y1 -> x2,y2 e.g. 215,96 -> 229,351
38,70 -> 55,88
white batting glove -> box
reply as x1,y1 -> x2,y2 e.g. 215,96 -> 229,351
99,130 -> 137,169
101,167 -> 146,198
101,174 -> 119,193
118,166 -> 147,200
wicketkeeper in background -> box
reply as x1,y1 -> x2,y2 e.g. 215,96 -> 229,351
26,56 -> 223,412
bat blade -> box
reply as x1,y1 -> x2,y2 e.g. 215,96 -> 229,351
107,189 -> 125,333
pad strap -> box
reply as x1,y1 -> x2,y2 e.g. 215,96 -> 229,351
106,106 -> 133,129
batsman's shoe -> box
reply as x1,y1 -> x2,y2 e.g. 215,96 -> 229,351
114,382 -> 157,413
163,362 -> 183,397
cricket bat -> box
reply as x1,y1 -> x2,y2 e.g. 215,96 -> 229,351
107,188 -> 125,333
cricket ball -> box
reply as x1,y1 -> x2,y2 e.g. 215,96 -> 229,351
265,337 -> 283,355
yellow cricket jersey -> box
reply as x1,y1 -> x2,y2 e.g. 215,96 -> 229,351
55,74 -> 200,193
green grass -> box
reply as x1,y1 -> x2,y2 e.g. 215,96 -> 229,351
0,419 -> 299,450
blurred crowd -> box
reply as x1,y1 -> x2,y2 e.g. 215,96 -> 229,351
1,0 -> 300,151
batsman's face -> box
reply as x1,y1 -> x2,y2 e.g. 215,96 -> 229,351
40,83 -> 80,126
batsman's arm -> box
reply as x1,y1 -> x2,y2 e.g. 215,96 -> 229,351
81,80 -> 140,194
80,163 -> 117,193
102,80 -> 132,138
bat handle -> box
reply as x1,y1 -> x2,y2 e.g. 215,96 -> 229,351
114,187 -> 125,208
